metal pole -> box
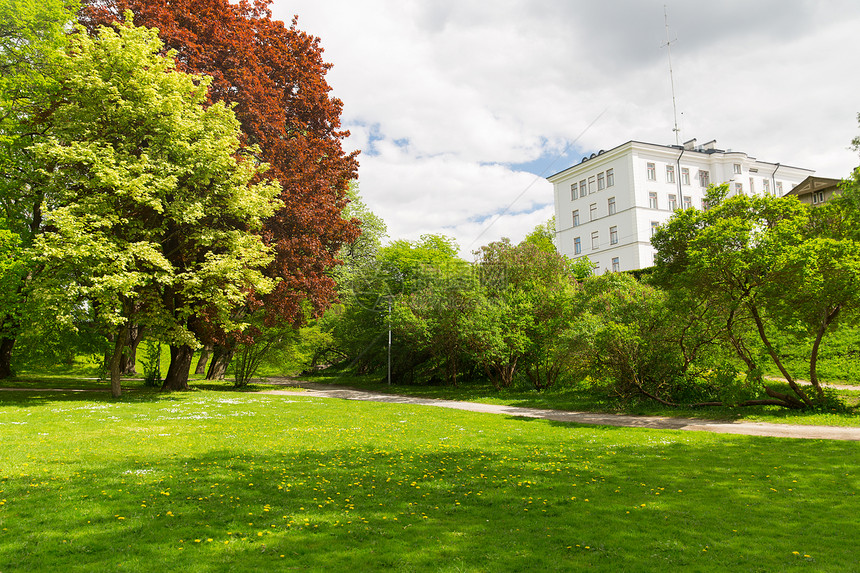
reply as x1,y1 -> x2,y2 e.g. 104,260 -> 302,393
387,297 -> 392,385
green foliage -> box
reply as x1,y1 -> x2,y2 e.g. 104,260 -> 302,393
651,184 -> 860,408
141,339 -> 162,387
32,16 -> 281,352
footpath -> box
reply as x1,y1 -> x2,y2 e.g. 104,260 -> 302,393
260,379 -> 860,442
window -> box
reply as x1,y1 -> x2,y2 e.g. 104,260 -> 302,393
650,221 -> 659,237
574,236 -> 581,255
588,176 -> 596,194
735,182 -> 743,195
763,179 -> 770,194
698,170 -> 710,187
648,191 -> 658,209
591,231 -> 599,250
681,167 -> 690,185
589,203 -> 597,221
813,191 -> 825,204
611,257 -> 620,273
749,177 -> 755,194
668,194 -> 677,210
569,182 -> 578,201
683,196 -> 692,209
606,168 -> 615,187
701,198 -> 708,210
647,162 -> 656,181
597,172 -> 606,190
579,179 -> 587,198
609,226 -> 618,245
608,196 -> 616,215
733,163 -> 742,174
572,210 -> 580,227
666,165 -> 675,183
776,181 -> 783,195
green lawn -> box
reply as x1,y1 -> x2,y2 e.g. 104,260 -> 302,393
0,387 -> 857,572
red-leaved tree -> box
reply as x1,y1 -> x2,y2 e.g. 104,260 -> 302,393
81,0 -> 360,389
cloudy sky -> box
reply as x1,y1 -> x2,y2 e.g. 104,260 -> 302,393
271,0 -> 860,258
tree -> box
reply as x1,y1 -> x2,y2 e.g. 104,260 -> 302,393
471,237 -> 586,391
32,17 -> 280,395
652,185 -> 860,408
81,0 -> 360,383
0,0 -> 79,377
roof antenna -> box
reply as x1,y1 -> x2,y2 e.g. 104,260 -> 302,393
662,5 -> 681,145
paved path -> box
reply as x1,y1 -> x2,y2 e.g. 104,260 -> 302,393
260,379 -> 860,442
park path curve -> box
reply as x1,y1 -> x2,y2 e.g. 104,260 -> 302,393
260,379 -> 860,442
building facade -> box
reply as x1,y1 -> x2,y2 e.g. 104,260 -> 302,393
548,139 -> 815,272
784,175 -> 841,206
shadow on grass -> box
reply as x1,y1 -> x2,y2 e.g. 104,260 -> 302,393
1,435 -> 858,571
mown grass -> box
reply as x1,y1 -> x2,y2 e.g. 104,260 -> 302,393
0,388 -> 857,572
301,370 -> 860,428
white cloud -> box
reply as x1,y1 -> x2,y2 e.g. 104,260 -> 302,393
272,0 -> 860,256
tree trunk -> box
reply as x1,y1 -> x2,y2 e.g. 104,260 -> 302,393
161,344 -> 194,391
0,336 -> 15,379
195,344 -> 212,375
747,303 -> 814,408
809,305 -> 840,401
108,325 -> 127,398
206,344 -> 233,380
120,324 -> 145,375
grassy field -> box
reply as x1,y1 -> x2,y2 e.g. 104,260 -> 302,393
0,385 -> 858,572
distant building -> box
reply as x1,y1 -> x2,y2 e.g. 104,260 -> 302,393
783,175 -> 842,206
548,138 -> 815,272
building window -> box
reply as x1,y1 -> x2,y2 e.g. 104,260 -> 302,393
588,176 -> 596,194
666,165 -> 675,183
611,257 -> 620,273
698,170 -> 710,187
609,226 -> 618,245
763,179 -> 770,194
733,163 -> 742,174
579,179 -> 587,198
569,182 -> 578,201
648,191 -> 658,209
813,191 -> 825,204
681,167 -> 690,185
589,203 -> 597,221
668,194 -> 677,211
683,196 -> 692,209
606,168 -> 614,187
776,181 -> 783,195
608,196 -> 616,215
574,236 -> 581,255
597,172 -> 606,190
749,177 -> 755,194
650,221 -> 659,237
647,162 -> 656,181
572,210 -> 580,227
591,231 -> 599,250
701,198 -> 708,210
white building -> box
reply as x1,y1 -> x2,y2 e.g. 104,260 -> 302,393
548,139 -> 814,272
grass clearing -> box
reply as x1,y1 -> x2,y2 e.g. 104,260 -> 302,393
0,387 -> 858,571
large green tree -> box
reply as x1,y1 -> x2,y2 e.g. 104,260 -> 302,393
81,0 -> 361,383
32,17 -> 280,395
651,185 -> 860,408
0,0 -> 79,377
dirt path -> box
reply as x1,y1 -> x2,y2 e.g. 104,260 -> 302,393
260,379 -> 860,441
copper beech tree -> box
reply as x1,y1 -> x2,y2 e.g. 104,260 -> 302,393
82,0 -> 360,389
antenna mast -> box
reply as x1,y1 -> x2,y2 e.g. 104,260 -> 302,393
662,5 -> 681,145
